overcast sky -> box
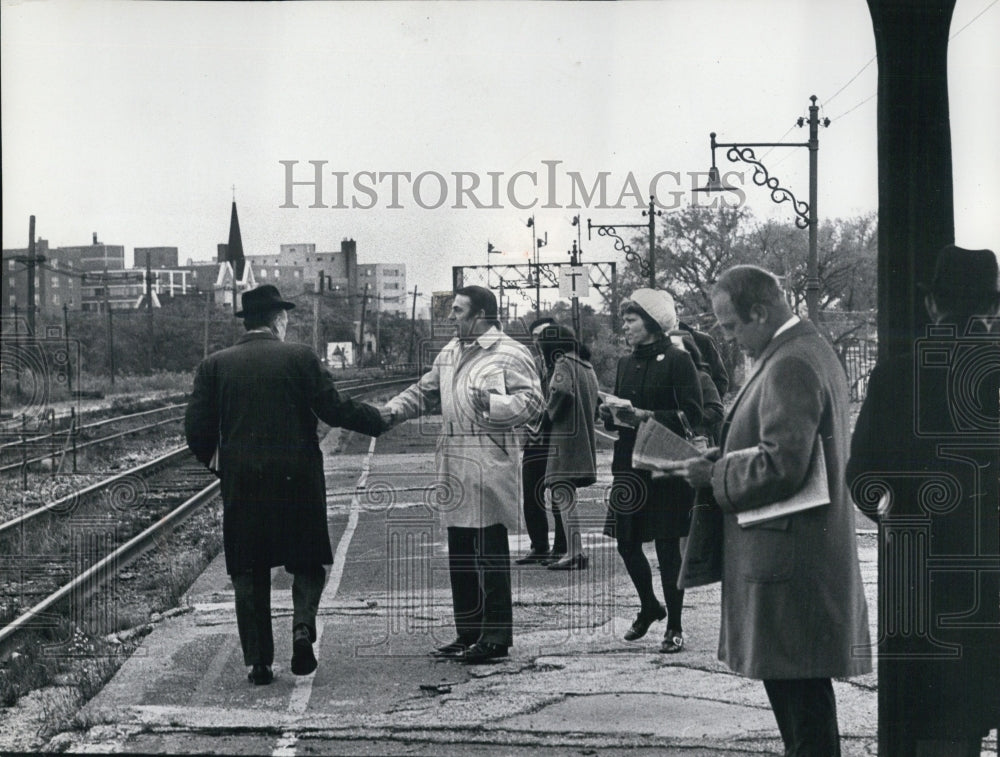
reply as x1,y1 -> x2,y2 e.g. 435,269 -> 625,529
2,0 -> 997,314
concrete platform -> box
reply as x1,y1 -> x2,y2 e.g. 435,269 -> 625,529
47,426 -> 995,755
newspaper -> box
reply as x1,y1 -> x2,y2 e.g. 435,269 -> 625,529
736,441 -> 830,527
599,392 -> 637,428
631,417 -> 704,475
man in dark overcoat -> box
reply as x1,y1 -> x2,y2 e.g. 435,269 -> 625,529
185,284 -> 384,685
847,245 -> 999,756
665,265 -> 871,756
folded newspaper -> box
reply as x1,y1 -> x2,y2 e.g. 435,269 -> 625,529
631,417 -> 704,475
599,392 -> 637,427
735,441 -> 830,527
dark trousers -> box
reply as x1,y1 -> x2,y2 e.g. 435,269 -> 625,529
447,524 -> 514,647
616,536 -> 685,632
522,439 -> 565,554
762,678 -> 841,757
231,565 -> 326,666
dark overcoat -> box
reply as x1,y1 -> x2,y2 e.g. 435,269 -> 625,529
604,337 -> 703,541
847,333 -> 1000,739
544,353 -> 599,487
185,331 -> 383,574
709,319 -> 871,680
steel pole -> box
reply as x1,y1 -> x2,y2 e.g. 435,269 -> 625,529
807,95 -> 820,321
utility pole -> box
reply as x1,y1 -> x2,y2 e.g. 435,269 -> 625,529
203,289 -> 211,358
358,283 -> 370,365
145,250 -> 154,374
63,303 -> 73,394
313,270 -> 323,358
408,286 -> 419,364
104,268 -> 115,387
13,216 -> 46,336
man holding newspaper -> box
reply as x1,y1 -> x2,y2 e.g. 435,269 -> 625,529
660,265 -> 870,757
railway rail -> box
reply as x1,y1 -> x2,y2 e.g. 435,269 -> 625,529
0,373 -> 417,656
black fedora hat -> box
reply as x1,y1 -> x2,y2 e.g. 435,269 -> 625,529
236,284 -> 296,318
922,244 -> 999,300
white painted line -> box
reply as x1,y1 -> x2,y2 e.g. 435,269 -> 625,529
272,435 -> 377,757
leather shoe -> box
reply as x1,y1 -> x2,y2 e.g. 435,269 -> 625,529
460,642 -> 509,664
547,554 -> 589,571
514,549 -> 550,565
432,638 -> 471,658
291,626 -> 318,675
623,605 -> 667,641
248,664 -> 273,685
659,629 -> 685,654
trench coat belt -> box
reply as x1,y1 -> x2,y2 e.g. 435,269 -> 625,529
445,421 -> 477,436
444,420 -> 507,454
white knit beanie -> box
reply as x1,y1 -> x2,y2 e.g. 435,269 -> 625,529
628,288 -> 678,332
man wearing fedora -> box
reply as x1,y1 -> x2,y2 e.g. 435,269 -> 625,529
848,245 -> 1000,756
185,284 -> 385,685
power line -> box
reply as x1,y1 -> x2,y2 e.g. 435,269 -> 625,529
831,92 -> 877,123
951,0 -> 998,39
823,56 -> 876,110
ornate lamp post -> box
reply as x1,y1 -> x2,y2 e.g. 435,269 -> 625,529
588,197 -> 662,288
693,95 -> 829,321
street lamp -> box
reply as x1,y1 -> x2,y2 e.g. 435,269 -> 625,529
588,196 -> 662,288
693,94 -> 829,321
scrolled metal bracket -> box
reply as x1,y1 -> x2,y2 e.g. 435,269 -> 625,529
723,145 -> 811,229
590,224 -> 652,279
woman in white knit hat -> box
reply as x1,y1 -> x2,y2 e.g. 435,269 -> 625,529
598,288 -> 704,653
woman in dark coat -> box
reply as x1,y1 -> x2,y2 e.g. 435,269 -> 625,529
600,289 -> 703,653
535,323 -> 600,571
679,336 -> 725,446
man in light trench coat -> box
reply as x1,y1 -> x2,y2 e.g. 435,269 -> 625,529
380,285 -> 543,664
662,265 -> 871,756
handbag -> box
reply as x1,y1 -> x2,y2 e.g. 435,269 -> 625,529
676,410 -> 710,453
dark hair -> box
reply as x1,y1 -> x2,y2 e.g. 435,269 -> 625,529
454,285 -> 500,328
243,308 -> 284,331
619,300 -> 663,336
712,265 -> 786,322
535,323 -> 591,370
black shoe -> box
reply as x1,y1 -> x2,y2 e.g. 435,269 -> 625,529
659,628 -> 685,654
547,554 -> 589,571
291,625 -> 318,676
432,638 -> 472,658
460,642 -> 509,664
515,548 -> 550,565
623,605 -> 667,641
248,664 -> 274,685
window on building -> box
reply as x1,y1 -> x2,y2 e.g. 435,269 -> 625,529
259,269 -> 267,278
53,294 -> 60,305
9,295 -> 15,306
51,277 -> 59,288
295,270 -> 301,278
274,269 -> 280,278
7,260 -> 14,270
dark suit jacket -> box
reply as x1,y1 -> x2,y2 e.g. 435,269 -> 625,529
679,321 -> 729,396
185,331 -> 382,573
847,325 -> 1000,738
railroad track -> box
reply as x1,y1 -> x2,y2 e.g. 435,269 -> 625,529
0,404 -> 187,475
0,373 -> 417,655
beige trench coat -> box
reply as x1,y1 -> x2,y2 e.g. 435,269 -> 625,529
385,327 -> 543,530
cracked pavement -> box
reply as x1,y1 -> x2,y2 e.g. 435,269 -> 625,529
47,430 -> 915,755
